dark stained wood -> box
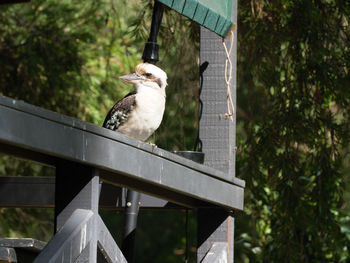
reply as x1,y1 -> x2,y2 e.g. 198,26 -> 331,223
197,0 -> 239,262
0,96 -> 244,210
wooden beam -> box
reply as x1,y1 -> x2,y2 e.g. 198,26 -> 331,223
199,25 -> 237,182
201,242 -> 230,263
0,238 -> 46,262
33,209 -> 95,263
97,215 -> 127,263
0,96 -> 244,210
0,247 -> 16,263
54,163 -> 99,232
0,176 -> 175,209
197,209 -> 234,263
198,0 -> 239,261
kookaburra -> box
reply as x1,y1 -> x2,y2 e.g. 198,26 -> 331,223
103,63 -> 167,142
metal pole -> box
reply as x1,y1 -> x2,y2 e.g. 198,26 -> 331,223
122,1 -> 164,261
142,0 -> 164,64
121,190 -> 141,263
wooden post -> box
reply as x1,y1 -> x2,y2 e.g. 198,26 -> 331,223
199,25 -> 237,182
197,209 -> 234,263
198,0 -> 237,261
55,161 -> 100,262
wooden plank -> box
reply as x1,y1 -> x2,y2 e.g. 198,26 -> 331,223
0,177 -> 174,209
201,242 -> 229,263
74,241 -> 94,263
0,96 -> 244,210
54,164 -> 99,232
0,247 -> 17,263
199,0 -> 238,182
197,209 -> 234,263
33,209 -> 94,263
54,167 -> 100,262
0,96 -> 244,187
0,176 -> 55,208
0,239 -> 46,252
0,238 -> 46,262
97,215 -> 127,263
198,0 -> 239,262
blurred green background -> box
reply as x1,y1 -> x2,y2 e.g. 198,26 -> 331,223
0,0 -> 349,262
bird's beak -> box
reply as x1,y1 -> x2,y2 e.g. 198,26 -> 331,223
119,73 -> 146,84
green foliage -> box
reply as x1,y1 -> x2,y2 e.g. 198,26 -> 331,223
0,0 -> 349,262
135,210 -> 197,263
0,0 -> 98,117
0,0 -> 199,147
0,0 -> 199,259
235,0 -> 350,262
0,207 -> 53,242
0,156 -> 55,241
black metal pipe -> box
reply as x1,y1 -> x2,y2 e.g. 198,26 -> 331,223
142,0 -> 164,64
121,190 -> 141,263
122,2 -> 165,260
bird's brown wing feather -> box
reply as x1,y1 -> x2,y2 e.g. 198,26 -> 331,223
103,91 -> 136,130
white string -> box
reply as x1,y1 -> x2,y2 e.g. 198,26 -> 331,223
222,24 -> 236,122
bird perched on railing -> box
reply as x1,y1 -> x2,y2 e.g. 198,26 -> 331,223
103,63 -> 167,142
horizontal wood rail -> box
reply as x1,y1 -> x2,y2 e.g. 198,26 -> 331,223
0,176 -> 180,209
0,96 -> 244,210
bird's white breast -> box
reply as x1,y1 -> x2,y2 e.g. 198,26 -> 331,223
117,85 -> 165,141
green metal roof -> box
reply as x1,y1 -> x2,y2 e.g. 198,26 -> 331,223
158,0 -> 233,37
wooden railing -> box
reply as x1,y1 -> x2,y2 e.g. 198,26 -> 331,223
0,96 -> 244,262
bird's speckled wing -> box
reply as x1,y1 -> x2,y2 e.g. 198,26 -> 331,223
103,91 -> 136,131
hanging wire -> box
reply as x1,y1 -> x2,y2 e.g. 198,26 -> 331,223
184,209 -> 189,263
222,23 -> 237,122
193,61 -> 209,152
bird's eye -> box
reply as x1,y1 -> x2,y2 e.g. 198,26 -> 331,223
144,73 -> 152,77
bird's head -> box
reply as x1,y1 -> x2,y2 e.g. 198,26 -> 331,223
120,63 -> 167,90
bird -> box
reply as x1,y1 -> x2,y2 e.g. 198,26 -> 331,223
103,62 -> 167,142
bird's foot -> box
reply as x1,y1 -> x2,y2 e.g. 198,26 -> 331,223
148,143 -> 158,148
